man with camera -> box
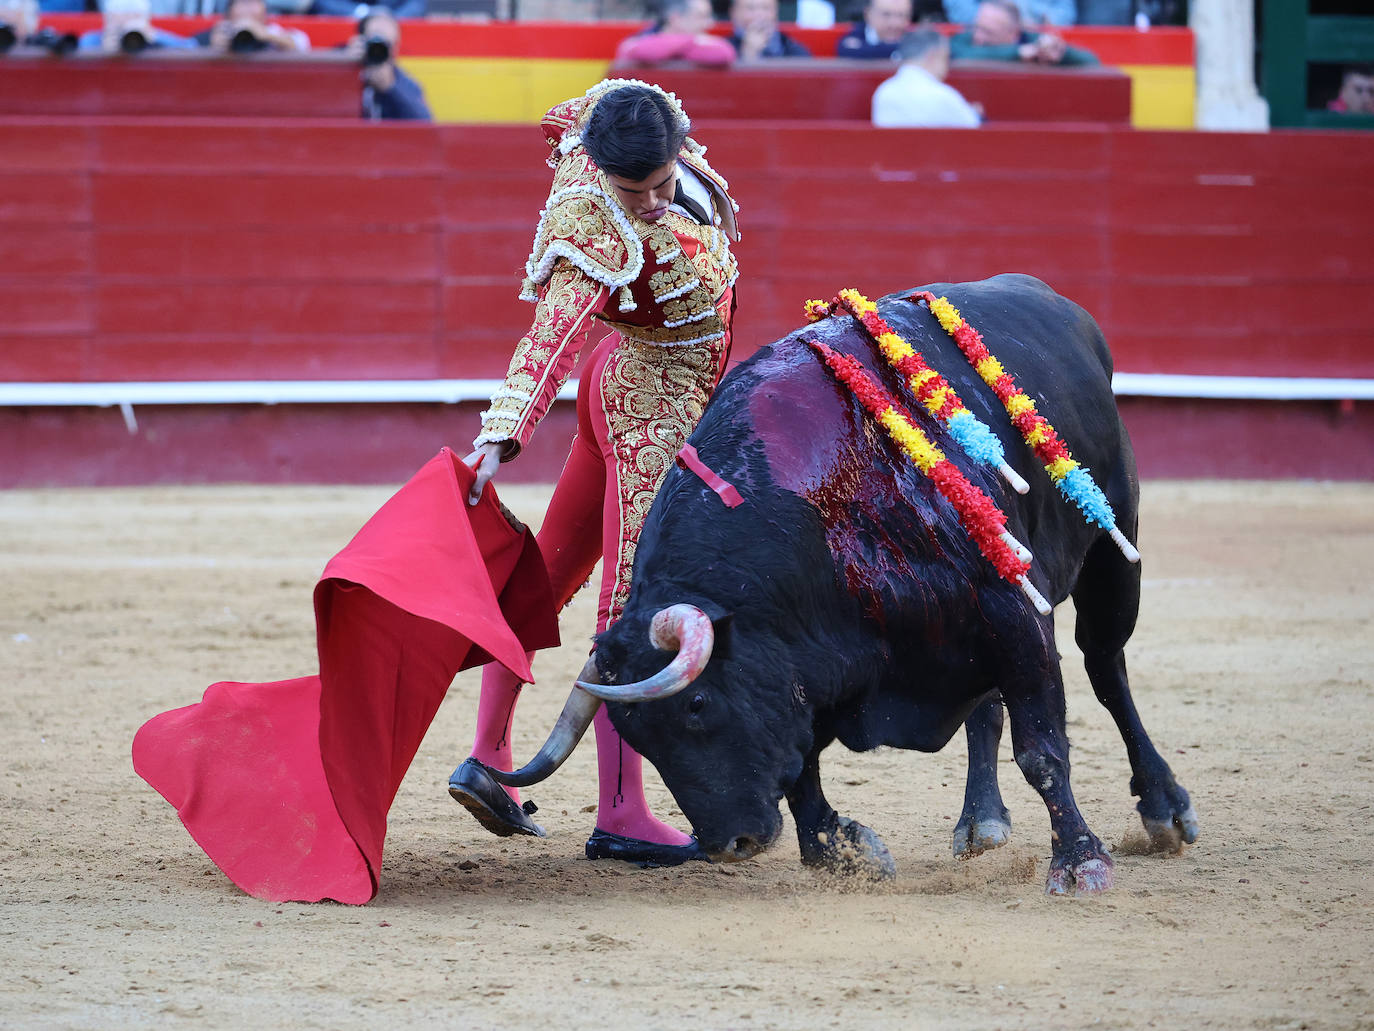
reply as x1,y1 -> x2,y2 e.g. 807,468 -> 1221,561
77,0 -> 194,53
346,8 -> 431,121
196,0 -> 309,54
0,0 -> 78,54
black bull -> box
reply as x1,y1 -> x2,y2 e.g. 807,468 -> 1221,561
600,275 -> 1197,894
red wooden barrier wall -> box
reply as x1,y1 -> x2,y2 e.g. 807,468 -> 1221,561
2,116 -> 1372,483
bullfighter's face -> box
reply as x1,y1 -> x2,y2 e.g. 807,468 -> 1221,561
607,162 -> 679,224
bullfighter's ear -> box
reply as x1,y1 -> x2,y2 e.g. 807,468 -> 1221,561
699,603 -> 734,662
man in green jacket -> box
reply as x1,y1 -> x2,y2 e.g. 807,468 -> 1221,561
950,0 -> 1099,66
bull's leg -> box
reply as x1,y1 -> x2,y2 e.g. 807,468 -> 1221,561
954,694 -> 1012,859
1073,534 -> 1199,852
786,745 -> 895,881
1003,660 -> 1114,895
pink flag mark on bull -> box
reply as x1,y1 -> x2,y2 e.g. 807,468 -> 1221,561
676,443 -> 744,508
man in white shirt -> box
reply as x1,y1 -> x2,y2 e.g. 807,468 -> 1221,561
872,28 -> 982,128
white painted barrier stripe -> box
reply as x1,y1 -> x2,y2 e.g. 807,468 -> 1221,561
0,380 -> 577,406
0,374 -> 1370,407
1109,373 -> 1374,401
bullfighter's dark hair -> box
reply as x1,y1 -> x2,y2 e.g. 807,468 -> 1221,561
582,86 -> 688,183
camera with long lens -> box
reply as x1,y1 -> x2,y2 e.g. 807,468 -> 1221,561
229,27 -> 268,53
120,27 -> 149,53
362,35 -> 390,66
31,26 -> 79,54
0,22 -> 16,54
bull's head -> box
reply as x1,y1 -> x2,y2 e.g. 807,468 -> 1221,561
482,602 -> 812,863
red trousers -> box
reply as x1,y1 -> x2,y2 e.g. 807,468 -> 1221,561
537,290 -> 734,633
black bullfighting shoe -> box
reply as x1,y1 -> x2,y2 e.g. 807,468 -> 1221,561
448,757 -> 546,838
584,829 -> 710,868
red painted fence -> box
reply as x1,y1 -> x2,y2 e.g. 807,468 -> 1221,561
2,115 -> 1372,483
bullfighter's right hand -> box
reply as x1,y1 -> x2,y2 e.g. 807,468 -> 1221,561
464,442 -> 505,506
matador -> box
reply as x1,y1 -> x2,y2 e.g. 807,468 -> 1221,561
447,79 -> 742,867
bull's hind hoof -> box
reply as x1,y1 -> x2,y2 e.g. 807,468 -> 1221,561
806,817 -> 896,881
448,758 -> 546,838
953,814 -> 1012,860
1045,856 -> 1114,896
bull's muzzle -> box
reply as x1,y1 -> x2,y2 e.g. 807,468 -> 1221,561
479,604 -> 714,788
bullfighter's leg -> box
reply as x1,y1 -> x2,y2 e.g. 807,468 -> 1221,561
1002,641 -> 1114,895
451,408 -> 605,837
787,743 -> 895,880
584,337 -> 721,855
954,694 -> 1012,859
1073,533 -> 1199,851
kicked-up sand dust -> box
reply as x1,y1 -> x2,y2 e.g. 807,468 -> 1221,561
2,479 -> 1372,1029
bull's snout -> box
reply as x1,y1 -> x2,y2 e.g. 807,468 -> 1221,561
711,834 -> 770,863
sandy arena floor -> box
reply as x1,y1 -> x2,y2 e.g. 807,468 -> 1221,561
2,479 -> 1372,1030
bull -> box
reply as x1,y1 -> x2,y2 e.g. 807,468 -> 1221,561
488,274 -> 1199,895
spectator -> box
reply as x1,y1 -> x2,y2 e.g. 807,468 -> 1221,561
873,28 -> 981,127
347,8 -> 431,121
310,0 -> 426,20
729,0 -> 810,59
836,0 -> 911,60
77,0 -> 195,52
2,0 -> 78,50
950,0 -> 1097,65
0,0 -> 38,41
796,0 -> 835,26
944,0 -> 1074,26
196,0 -> 309,53
615,0 -> 736,68
1329,65 -> 1374,115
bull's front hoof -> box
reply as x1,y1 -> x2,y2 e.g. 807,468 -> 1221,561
1139,799 -> 1201,854
953,813 -> 1012,860
804,817 -> 896,881
1045,855 -> 1114,896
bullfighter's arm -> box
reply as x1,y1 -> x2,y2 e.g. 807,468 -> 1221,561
475,260 -> 609,460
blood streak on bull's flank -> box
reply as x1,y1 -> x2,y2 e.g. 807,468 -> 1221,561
744,339 -> 972,631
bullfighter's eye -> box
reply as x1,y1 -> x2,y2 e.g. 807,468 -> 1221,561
688,693 -> 706,714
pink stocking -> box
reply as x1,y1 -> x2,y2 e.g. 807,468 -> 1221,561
591,706 -> 692,845
468,654 -> 533,805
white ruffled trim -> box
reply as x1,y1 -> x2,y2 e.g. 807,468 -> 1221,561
524,183 -> 644,291
655,245 -> 680,265
663,307 -> 717,329
618,286 -> 637,313
474,428 -> 515,447
490,387 -> 532,403
655,277 -> 701,303
619,327 -> 724,348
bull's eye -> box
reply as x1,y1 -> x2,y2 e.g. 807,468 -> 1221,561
688,693 -> 706,715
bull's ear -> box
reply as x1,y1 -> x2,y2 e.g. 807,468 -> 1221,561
699,602 -> 734,662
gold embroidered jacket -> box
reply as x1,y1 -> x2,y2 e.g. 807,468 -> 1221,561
476,86 -> 740,457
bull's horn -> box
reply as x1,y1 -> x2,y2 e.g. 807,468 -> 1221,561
482,657 -> 601,788
575,604 -> 714,703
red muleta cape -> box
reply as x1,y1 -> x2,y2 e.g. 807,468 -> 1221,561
131,449 -> 559,904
